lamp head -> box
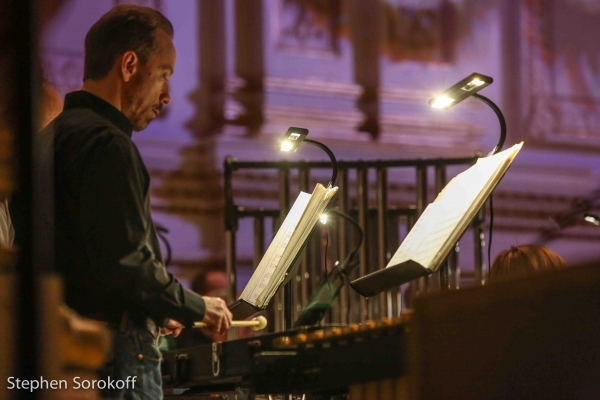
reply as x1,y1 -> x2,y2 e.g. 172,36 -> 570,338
429,73 -> 493,110
279,127 -> 309,152
584,213 -> 600,226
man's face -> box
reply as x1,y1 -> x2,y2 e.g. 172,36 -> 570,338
124,29 -> 175,131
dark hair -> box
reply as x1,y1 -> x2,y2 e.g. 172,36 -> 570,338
83,5 -> 173,80
490,244 -> 567,281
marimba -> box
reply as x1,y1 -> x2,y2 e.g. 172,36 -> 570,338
162,315 -> 411,399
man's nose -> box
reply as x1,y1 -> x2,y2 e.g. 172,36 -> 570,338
160,85 -> 171,105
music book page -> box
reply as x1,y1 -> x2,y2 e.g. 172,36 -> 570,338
238,183 -> 338,310
386,202 -> 444,267
256,184 -> 337,307
386,142 -> 523,273
240,191 -> 312,304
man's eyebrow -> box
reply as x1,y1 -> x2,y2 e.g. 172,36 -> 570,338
160,65 -> 174,74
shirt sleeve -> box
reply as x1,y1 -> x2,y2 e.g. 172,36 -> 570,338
78,132 -> 205,326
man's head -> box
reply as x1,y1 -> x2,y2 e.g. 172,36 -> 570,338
84,5 -> 174,131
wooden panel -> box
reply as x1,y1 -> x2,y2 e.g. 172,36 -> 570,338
413,264 -> 600,400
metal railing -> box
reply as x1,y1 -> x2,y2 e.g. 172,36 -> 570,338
224,155 -> 483,332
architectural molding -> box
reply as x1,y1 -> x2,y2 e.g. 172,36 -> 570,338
132,137 -> 226,217
264,76 -> 362,98
520,0 -> 600,149
380,0 -> 455,63
220,165 -> 600,243
378,114 -> 483,149
380,86 -> 483,111
41,48 -> 84,98
224,77 -> 484,152
226,75 -> 363,136
263,105 -> 363,131
272,0 -> 342,57
225,75 -> 486,152
241,104 -> 484,152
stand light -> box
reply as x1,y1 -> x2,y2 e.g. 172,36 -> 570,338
429,72 -> 506,274
279,127 -> 338,188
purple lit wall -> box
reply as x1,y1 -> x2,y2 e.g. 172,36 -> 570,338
42,0 -> 600,291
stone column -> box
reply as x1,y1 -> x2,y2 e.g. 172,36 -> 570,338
347,0 -> 383,139
187,0 -> 226,137
501,0 -> 522,145
232,0 -> 265,136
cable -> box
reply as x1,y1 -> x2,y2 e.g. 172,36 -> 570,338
347,291 -> 352,324
471,93 -> 504,281
323,225 -> 331,324
488,194 -> 494,280
323,224 -> 329,279
293,210 -> 363,327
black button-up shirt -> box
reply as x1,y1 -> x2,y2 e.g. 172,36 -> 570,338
41,90 -> 205,326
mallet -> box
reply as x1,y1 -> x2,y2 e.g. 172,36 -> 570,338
192,315 -> 268,331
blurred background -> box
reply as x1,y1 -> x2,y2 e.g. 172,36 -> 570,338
39,0 -> 600,285
2,0 -> 600,397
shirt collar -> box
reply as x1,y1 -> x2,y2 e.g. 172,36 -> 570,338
63,91 -> 133,137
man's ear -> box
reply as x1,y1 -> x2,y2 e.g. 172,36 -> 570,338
120,51 -> 138,82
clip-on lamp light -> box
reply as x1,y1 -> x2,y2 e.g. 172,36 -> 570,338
429,72 -> 506,274
279,127 -> 338,188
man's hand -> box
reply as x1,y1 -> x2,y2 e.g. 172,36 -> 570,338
200,296 -> 233,335
160,319 -> 183,337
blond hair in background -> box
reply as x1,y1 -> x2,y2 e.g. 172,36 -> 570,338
490,244 -> 567,282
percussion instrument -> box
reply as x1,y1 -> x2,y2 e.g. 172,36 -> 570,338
164,264 -> 600,399
163,315 -> 410,398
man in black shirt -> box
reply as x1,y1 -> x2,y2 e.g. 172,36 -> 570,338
39,5 -> 232,399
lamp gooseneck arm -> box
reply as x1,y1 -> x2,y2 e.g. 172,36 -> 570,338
472,93 -> 506,155
303,138 -> 338,187
328,209 -> 364,275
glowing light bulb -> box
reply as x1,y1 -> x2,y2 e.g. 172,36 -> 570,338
430,95 -> 455,109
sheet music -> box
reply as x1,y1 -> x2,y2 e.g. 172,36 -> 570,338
412,202 -> 465,267
386,202 -> 443,268
385,143 -> 523,272
240,191 -> 312,305
256,185 -> 337,307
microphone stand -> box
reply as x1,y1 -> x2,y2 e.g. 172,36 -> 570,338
294,209 -> 363,327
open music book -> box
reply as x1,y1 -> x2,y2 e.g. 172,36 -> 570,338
229,183 -> 338,319
351,143 -> 523,297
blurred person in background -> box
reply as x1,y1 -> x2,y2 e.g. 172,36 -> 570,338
489,244 -> 568,282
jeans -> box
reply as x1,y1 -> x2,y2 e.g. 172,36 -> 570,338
99,320 -> 163,400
